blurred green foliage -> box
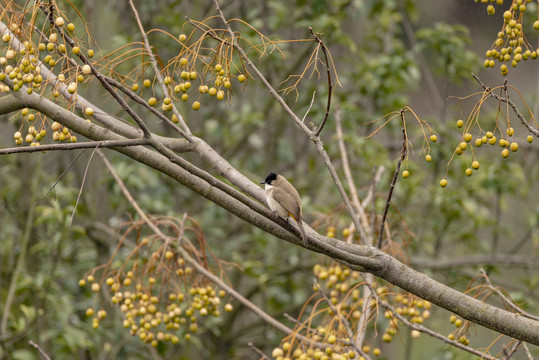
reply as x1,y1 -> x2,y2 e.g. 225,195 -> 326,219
1,0 -> 538,359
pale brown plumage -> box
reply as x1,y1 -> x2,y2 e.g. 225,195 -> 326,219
262,173 -> 307,246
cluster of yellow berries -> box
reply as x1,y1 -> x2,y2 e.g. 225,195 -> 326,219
438,118 -> 533,188
3,17 -> 96,147
133,33 -> 247,115
382,294 -> 431,343
480,0 -> 539,75
79,249 -> 233,347
271,340 -> 381,360
448,314 -> 470,345
313,263 -> 361,303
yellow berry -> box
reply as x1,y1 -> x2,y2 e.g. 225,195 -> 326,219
224,303 -> 233,312
373,348 -> 381,356
402,170 -> 409,178
475,138 -> 482,147
472,160 -> 480,170
459,142 -> 467,150
143,79 -> 151,88
502,148 -> 509,157
131,83 -> 139,91
465,168 -> 472,176
192,101 -> 201,111
148,97 -> 157,106
456,119 -> 464,128
382,333 -> 392,342
67,23 -> 75,31
55,17 -> 65,27
182,93 -> 188,101
86,308 -> 94,316
527,135 -> 533,143
489,136 -> 497,145
87,49 -> 94,58
464,133 -> 472,142
238,74 -> 246,82
179,33 -> 187,42
72,46 -> 80,55
78,279 -> 86,287
425,154 -> 432,162
214,64 -> 222,72
85,107 -> 94,116
510,142 -> 518,151
91,283 -> 100,292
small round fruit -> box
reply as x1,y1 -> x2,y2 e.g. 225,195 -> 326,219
91,283 -> 100,292
464,133 -> 472,142
131,83 -> 139,91
373,348 -> 381,356
224,303 -> 233,312
192,101 -> 201,111
402,170 -> 409,178
456,119 -> 464,128
238,74 -> 246,82
465,168 -> 472,176
489,136 -> 497,145
440,179 -> 448,188
430,134 -> 437,142
472,160 -> 480,170
72,46 -> 80,55
182,93 -> 188,101
85,107 -> 94,116
67,23 -> 75,31
501,148 -> 509,158
507,127 -> 514,136
475,138 -> 482,147
55,17 -> 65,27
143,79 -> 151,88
527,135 -> 533,143
179,33 -> 187,42
214,64 -> 222,72
25,134 -> 33,143
459,142 -> 467,150
87,49 -> 94,58
425,154 -> 432,162
510,142 -> 518,151
148,97 -> 157,106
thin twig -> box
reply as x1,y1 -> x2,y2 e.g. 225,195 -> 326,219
35,149 -> 88,205
472,74 -> 539,138
0,138 -> 150,155
315,280 -> 370,359
128,0 -> 191,135
28,340 -> 51,360
309,27 -> 332,137
335,106 -> 372,243
302,91 -> 316,123
480,269 -> 539,321
523,343 -> 534,360
69,144 -> 100,225
377,108 -> 407,249
248,342 -> 270,360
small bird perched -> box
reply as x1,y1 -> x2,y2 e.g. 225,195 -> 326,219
261,172 -> 307,246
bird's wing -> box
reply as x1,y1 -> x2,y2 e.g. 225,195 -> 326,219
271,181 -> 302,220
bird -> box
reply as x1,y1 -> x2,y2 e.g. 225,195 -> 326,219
261,172 -> 307,246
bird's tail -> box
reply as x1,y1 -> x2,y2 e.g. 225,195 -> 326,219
297,216 -> 308,247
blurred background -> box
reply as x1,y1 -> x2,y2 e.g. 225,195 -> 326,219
0,0 -> 538,359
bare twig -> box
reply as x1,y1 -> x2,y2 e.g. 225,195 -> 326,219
128,0 -> 191,135
0,138 -> 149,155
248,342 -> 270,360
28,340 -> 51,360
480,269 -> 539,321
315,280 -> 370,360
335,106 -> 372,243
472,74 -> 539,138
377,108 -> 407,249
69,145 -> 100,225
35,149 -> 88,204
309,27 -> 332,137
